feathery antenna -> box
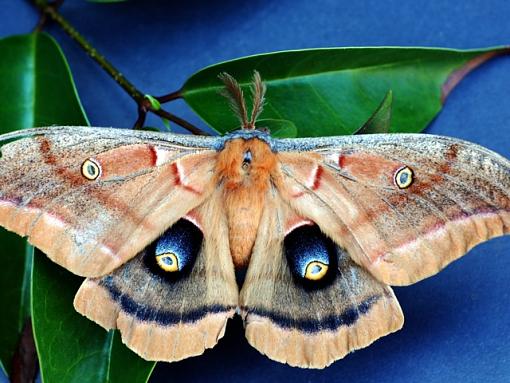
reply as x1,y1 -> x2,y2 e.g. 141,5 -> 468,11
249,71 -> 266,128
218,71 -> 266,130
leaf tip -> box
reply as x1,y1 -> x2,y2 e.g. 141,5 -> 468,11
441,48 -> 510,104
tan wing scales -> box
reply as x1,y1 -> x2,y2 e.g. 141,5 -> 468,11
276,134 -> 510,285
0,128 -> 218,277
240,188 -> 403,368
74,187 -> 238,361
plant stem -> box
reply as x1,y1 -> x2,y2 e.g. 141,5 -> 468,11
155,89 -> 183,103
133,106 -> 147,130
155,109 -> 205,135
31,0 -> 208,135
34,0 -> 64,32
34,1 -> 143,102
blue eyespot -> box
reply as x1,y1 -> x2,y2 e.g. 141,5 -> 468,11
153,218 -> 203,273
284,224 -> 335,282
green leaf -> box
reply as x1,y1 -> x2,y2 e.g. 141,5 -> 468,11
182,47 -> 510,136
0,240 -> 32,377
257,119 -> 298,138
109,334 -> 156,383
0,32 -> 154,382
0,31 -> 87,376
0,34 -> 89,131
161,118 -> 171,131
354,90 -> 392,134
32,252 -> 155,383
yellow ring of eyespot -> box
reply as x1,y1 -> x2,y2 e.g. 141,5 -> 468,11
304,261 -> 329,281
394,166 -> 414,189
156,253 -> 179,272
81,158 -> 101,180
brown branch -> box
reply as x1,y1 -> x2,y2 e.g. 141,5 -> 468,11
136,98 -> 209,135
29,0 -> 208,135
155,89 -> 183,104
155,109 -> 208,135
32,0 -> 143,102
133,107 -> 148,130
33,0 -> 64,32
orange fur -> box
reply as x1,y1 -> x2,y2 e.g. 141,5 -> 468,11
216,138 -> 277,268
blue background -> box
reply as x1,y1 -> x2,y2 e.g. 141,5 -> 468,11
1,0 -> 510,382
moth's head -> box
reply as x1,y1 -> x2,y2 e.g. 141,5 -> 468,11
216,72 -> 277,188
216,137 -> 277,189
218,71 -> 266,132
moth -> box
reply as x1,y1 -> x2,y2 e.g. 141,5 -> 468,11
0,72 -> 508,369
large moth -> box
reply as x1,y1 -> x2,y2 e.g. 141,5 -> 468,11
0,73 -> 508,369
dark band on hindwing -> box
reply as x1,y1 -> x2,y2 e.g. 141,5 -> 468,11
243,228 -> 389,334
244,295 -> 380,333
97,218 -> 234,326
99,276 -> 231,325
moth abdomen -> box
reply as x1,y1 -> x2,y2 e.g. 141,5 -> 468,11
216,137 -> 278,268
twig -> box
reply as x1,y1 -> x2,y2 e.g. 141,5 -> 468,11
155,89 -> 183,104
154,109 -> 206,135
32,0 -> 143,102
33,0 -> 64,32
134,98 -> 205,134
133,106 -> 148,130
30,0 -> 208,135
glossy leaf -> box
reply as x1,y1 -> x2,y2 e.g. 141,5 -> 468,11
0,240 -> 32,377
354,90 -> 392,134
0,32 -> 86,376
258,119 -> 298,138
161,118 -> 171,131
32,253 -> 155,383
0,34 -> 89,131
182,47 -> 509,137
0,32 -> 154,382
